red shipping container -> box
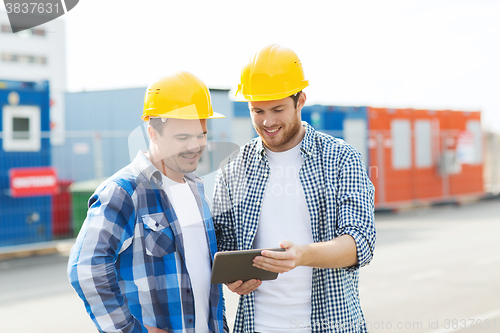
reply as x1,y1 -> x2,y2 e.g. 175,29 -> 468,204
368,107 -> 484,209
438,110 -> 483,198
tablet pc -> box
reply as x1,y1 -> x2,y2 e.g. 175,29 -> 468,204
210,248 -> 285,284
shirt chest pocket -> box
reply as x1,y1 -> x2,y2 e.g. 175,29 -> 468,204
142,213 -> 176,257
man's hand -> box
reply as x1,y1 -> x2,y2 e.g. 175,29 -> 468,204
254,235 -> 358,271
225,279 -> 262,295
145,325 -> 168,333
252,240 -> 303,273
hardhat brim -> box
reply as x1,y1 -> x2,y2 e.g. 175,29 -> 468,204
234,82 -> 308,102
142,111 -> 225,121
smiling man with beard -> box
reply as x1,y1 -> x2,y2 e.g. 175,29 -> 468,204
68,71 -> 226,333
213,45 -> 376,333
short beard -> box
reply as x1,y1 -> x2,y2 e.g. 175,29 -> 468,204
257,107 -> 302,150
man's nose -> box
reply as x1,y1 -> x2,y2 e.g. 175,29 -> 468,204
262,114 -> 277,127
186,137 -> 205,152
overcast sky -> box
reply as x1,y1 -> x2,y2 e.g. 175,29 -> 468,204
63,0 -> 500,132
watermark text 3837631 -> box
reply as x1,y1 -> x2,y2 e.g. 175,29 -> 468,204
3,0 -> 79,33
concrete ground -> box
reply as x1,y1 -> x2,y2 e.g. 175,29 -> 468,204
0,197 -> 498,332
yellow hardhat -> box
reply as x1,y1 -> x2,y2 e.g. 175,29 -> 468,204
142,71 -> 225,121
235,44 -> 309,102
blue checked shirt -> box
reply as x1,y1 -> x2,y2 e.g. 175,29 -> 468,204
213,122 -> 376,333
68,152 -> 225,333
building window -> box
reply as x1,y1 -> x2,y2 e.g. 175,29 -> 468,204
32,28 -> 45,37
1,53 -> 16,62
1,24 -> 11,33
0,24 -> 45,36
2,105 -> 41,152
35,56 -> 47,64
17,54 -> 31,64
12,117 -> 31,140
1,53 -> 47,65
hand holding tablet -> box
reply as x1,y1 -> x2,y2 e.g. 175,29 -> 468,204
210,248 -> 286,284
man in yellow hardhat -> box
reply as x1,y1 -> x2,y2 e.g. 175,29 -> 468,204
213,45 -> 376,332
68,71 -> 227,333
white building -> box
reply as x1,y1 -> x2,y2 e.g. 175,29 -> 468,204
0,10 -> 66,145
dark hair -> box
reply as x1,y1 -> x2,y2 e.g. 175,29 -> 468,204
149,118 -> 167,136
290,91 -> 302,108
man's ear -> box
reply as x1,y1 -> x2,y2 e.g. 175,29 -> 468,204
297,92 -> 307,111
147,125 -> 157,143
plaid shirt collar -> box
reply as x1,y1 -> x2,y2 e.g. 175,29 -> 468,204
255,121 -> 316,161
133,151 -> 203,186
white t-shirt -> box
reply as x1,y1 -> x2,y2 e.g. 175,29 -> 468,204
162,174 -> 211,333
253,143 -> 313,333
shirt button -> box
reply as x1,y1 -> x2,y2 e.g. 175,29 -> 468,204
155,222 -> 159,227
188,319 -> 193,323
186,289 -> 191,294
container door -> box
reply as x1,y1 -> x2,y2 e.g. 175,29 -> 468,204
451,119 -> 483,195
413,117 -> 443,200
387,119 -> 413,203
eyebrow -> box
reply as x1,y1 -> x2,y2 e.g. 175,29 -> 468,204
251,104 -> 287,111
174,131 -> 207,137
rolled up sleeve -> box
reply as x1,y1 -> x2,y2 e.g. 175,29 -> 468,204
336,147 -> 376,271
